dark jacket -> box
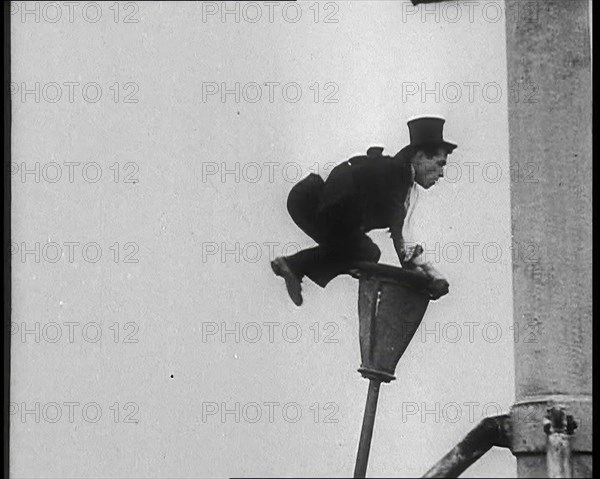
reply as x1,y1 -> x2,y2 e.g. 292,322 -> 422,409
316,148 -> 414,240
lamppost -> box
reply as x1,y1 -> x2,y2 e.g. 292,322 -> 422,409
349,263 -> 436,478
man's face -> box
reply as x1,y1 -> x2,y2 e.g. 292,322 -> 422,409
413,147 -> 449,189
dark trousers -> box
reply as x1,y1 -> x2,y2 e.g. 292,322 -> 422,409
284,174 -> 381,287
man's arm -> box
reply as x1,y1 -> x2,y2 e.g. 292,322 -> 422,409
389,193 -> 413,267
390,204 -> 449,298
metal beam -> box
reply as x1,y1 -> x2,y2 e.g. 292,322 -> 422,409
422,416 -> 511,478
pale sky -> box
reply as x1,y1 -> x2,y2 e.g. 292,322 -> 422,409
11,1 -> 515,477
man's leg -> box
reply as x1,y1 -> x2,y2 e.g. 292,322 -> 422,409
273,173 -> 381,303
286,173 -> 325,243
271,174 -> 325,306
300,233 -> 381,287
271,256 -> 304,306
282,232 -> 381,289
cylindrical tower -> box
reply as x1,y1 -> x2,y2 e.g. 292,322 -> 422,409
505,1 -> 592,476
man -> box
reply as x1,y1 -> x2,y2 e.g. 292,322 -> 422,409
271,115 -> 457,306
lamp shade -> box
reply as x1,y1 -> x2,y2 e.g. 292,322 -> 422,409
357,275 -> 430,382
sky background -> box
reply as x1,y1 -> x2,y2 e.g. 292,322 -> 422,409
11,1 -> 515,477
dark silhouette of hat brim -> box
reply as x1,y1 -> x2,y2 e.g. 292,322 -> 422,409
440,140 -> 458,153
399,140 -> 457,156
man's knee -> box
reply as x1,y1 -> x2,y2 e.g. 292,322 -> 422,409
365,242 -> 381,262
354,237 -> 381,263
286,174 -> 324,235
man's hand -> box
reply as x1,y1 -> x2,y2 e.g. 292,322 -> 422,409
428,278 -> 450,300
401,244 -> 450,300
401,244 -> 424,269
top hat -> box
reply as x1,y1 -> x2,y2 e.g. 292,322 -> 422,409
406,115 -> 457,153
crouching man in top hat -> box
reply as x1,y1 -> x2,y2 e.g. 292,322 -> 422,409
271,115 -> 457,306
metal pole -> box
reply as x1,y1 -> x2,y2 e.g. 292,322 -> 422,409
354,379 -> 381,478
544,406 -> 578,479
353,268 -> 432,477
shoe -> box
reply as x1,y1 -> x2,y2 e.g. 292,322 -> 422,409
271,257 -> 303,306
